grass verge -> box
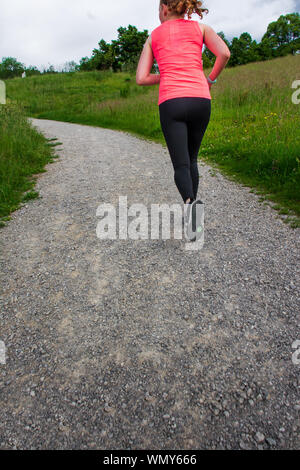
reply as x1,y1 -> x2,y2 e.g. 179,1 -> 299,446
0,102 -> 61,227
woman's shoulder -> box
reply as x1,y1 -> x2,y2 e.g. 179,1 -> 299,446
193,21 -> 206,40
150,23 -> 165,46
198,22 -> 205,36
151,23 -> 163,37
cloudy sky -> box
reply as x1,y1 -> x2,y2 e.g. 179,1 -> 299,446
0,0 -> 299,70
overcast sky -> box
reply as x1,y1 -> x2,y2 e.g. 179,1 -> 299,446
0,0 -> 299,70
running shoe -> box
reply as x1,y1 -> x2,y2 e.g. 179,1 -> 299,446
184,199 -> 204,242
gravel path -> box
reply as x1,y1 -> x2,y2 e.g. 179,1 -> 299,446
0,118 -> 299,450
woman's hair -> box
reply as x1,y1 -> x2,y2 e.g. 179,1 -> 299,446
160,0 -> 209,20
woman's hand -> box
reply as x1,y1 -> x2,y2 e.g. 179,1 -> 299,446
206,79 -> 212,91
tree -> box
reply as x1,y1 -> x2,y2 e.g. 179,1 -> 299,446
25,66 -> 41,77
79,24 -> 149,73
0,57 -> 25,79
61,61 -> 80,73
238,33 -> 260,63
262,13 -> 300,56
79,56 -> 94,71
228,37 -> 241,66
255,37 -> 274,61
41,64 -> 58,74
228,32 -> 262,66
117,25 -> 149,70
90,39 -> 121,71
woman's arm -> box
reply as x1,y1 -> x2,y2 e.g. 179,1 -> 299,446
203,24 -> 231,82
136,36 -> 160,86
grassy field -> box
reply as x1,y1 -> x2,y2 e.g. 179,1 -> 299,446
0,102 -> 59,226
4,54 -> 300,227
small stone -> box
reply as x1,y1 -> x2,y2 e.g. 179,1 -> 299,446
266,437 -> 276,446
239,441 -> 251,450
255,432 -> 265,443
104,405 -> 113,413
145,394 -> 153,401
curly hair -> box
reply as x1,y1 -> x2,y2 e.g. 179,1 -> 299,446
160,0 -> 209,20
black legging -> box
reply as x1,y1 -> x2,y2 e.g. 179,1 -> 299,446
159,97 -> 211,203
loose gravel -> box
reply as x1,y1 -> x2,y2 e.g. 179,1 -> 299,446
0,118 -> 299,450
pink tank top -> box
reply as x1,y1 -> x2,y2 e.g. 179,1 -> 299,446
151,18 -> 211,106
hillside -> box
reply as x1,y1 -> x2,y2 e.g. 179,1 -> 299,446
3,54 -> 300,226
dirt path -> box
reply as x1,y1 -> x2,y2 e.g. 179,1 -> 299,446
0,118 -> 299,449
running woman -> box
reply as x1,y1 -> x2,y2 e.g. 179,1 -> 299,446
136,0 -> 231,239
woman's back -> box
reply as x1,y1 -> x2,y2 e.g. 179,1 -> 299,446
151,18 -> 211,105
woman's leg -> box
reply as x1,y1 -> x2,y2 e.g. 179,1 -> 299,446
186,98 -> 211,200
159,98 -> 195,203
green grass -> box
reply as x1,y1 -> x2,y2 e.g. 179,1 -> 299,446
199,56 -> 300,227
0,102 -> 59,225
6,70 -> 150,121
4,54 -> 300,227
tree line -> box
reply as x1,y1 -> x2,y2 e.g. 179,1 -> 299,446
0,13 -> 299,79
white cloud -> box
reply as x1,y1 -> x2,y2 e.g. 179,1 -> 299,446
0,0 -> 298,70
206,0 -> 297,39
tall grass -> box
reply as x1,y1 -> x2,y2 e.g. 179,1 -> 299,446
7,70 -> 149,120
0,102 -> 58,225
5,54 -> 300,227
200,55 -> 300,225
